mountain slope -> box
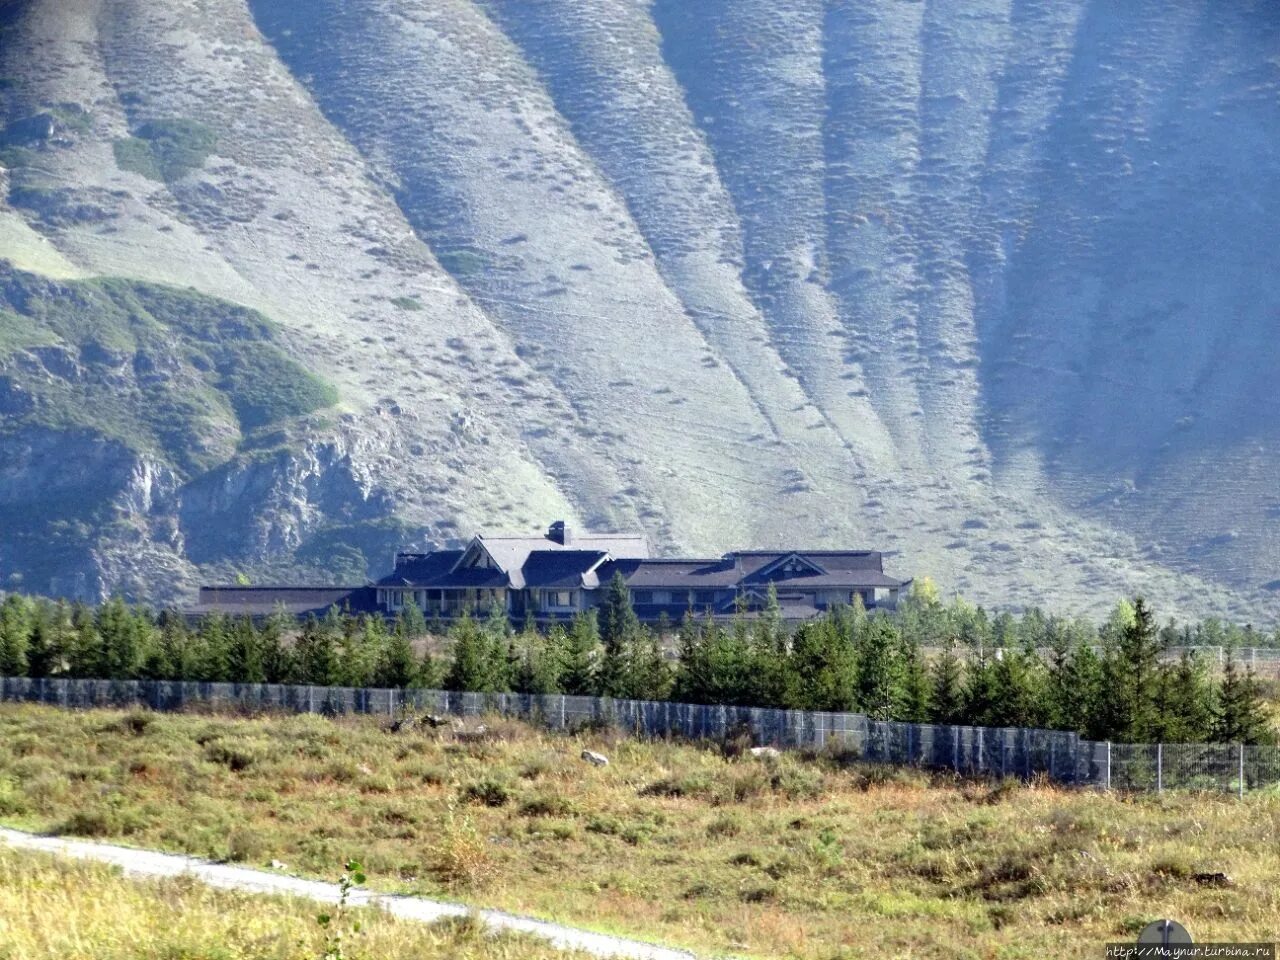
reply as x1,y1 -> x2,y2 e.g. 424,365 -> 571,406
1,0 -> 1278,618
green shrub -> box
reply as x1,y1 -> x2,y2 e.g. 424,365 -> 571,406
585,814 -> 622,836
638,771 -> 713,799
518,793 -> 573,817
132,118 -> 217,182
60,807 -> 120,837
0,775 -> 28,816
460,778 -> 510,808
112,137 -> 161,180
203,741 -> 257,772
706,813 -> 742,838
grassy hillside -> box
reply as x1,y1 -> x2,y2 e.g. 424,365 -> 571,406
0,263 -> 337,474
1,704 -> 1277,958
0,848 -> 585,960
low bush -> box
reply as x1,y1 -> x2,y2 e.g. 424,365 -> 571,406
460,778 -> 511,808
427,804 -> 493,890
518,793 -> 574,817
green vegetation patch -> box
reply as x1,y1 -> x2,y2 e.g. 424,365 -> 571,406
136,118 -> 218,180
0,264 -> 336,474
0,847 -> 584,960
0,307 -> 60,358
111,136 -> 161,180
113,118 -> 217,183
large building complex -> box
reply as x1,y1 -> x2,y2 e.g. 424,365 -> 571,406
195,521 -> 910,623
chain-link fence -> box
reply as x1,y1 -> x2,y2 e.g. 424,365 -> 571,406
1,676 -> 1275,794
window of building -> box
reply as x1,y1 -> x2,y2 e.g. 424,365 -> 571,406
694,590 -> 716,605
633,590 -> 653,605
547,590 -> 572,607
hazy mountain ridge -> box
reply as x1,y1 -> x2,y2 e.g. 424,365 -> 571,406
1,0 -> 1277,617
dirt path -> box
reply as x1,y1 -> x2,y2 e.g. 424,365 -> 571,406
0,827 -> 700,960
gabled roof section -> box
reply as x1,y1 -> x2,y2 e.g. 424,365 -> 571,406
739,551 -> 829,582
451,525 -> 648,585
376,550 -> 465,587
521,550 -> 609,589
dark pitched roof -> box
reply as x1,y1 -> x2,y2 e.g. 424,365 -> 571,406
521,550 -> 608,589
596,557 -> 742,588
473,531 -> 647,579
375,550 -> 510,588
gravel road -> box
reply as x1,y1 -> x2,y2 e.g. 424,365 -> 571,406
0,827 -> 700,960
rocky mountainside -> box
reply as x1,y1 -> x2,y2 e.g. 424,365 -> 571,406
1,0 -> 1277,617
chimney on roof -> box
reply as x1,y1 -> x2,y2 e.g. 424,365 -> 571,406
547,520 -> 572,545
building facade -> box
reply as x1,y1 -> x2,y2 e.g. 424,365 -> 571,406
372,520 -> 909,623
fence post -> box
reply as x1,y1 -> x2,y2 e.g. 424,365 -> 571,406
1157,743 -> 1162,794
1105,741 -> 1112,791
952,726 -> 959,772
1239,743 -> 1245,799
389,688 -> 396,719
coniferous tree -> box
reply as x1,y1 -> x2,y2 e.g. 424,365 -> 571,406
988,645 -> 1046,728
377,613 -> 420,688
480,598 -> 513,692
560,613 -> 599,695
97,597 -> 147,680
294,614 -> 339,686
962,648 -> 1000,728
1163,652 -> 1214,743
0,594 -> 32,677
445,609 -> 496,692
855,617 -> 901,719
195,612 -> 233,681
673,611 -> 709,703
516,624 -> 563,695
418,649 -> 443,690
259,608 -> 295,684
65,603 -> 100,678
1043,627 -> 1077,731
228,616 -> 266,684
627,627 -> 673,701
598,572 -> 639,698
1214,653 -> 1274,744
1099,597 -> 1161,742
898,630 -> 932,723
148,610 -> 193,681
1068,642 -> 1108,740
928,639 -> 965,725
991,611 -> 1018,649
24,601 -> 62,679
785,617 -> 857,711
746,586 -> 788,707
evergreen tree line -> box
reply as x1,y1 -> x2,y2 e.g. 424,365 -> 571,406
0,576 -> 1273,744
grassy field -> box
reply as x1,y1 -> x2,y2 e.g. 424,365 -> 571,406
0,847 -> 585,960
0,703 -> 1277,959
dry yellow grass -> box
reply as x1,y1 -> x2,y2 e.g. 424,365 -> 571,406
0,847 -> 586,960
1,703 -> 1278,959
